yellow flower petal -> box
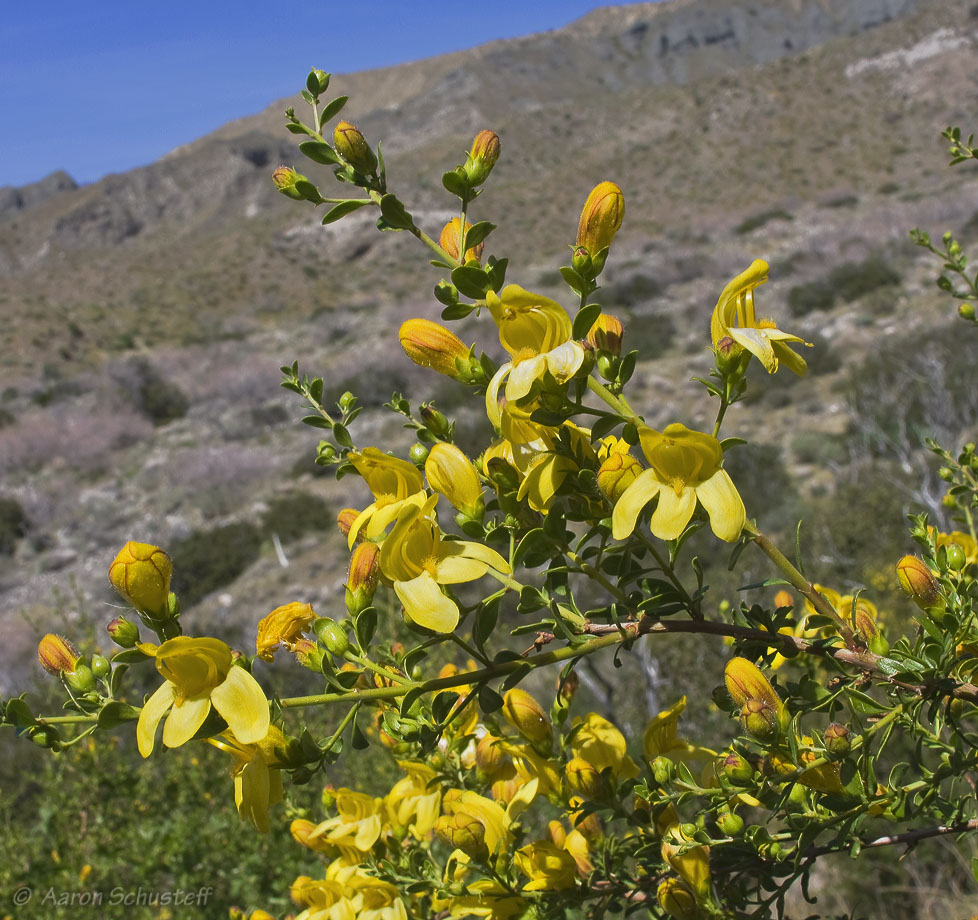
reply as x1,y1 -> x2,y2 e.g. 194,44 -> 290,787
649,485 -> 698,541
235,750 -> 272,832
210,665 -> 270,745
611,469 -> 661,540
136,680 -> 176,758
394,571 -> 460,633
162,693 -> 212,749
694,469 -> 746,542
437,540 -> 510,584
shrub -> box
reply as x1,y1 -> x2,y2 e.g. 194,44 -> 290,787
0,496 -> 27,554
787,279 -> 835,316
828,254 -> 900,302
734,208 -> 793,234
168,521 -> 263,605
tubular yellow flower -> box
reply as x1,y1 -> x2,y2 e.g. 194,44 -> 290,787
378,493 -> 510,633
255,601 -> 316,662
501,688 -> 552,746
486,285 -> 585,410
290,818 -> 333,853
137,636 -> 269,757
514,841 -> 578,891
724,657 -> 788,740
585,312 -> 624,354
661,829 -> 711,897
399,319 -> 471,379
386,761 -> 442,839
347,448 -> 426,545
308,788 -> 385,853
612,424 -> 745,542
710,259 -> 809,375
333,120 -> 377,174
576,181 -> 625,256
440,218 -> 484,263
38,634 -> 80,674
207,725 -> 287,833
425,443 -> 485,519
108,541 -> 173,617
565,756 -> 607,800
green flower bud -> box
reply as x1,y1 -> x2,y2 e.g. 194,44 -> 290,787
106,616 -> 140,648
824,722 -> 851,756
315,618 -> 350,657
90,654 -> 110,680
463,130 -> 500,186
652,755 -> 674,785
896,555 -> 942,611
408,442 -> 430,467
64,663 -> 96,695
716,810 -> 744,836
741,698 -> 780,742
721,751 -> 754,785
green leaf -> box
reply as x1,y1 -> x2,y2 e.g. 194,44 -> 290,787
463,221 -> 496,250
451,265 -> 492,300
514,528 -> 547,568
319,95 -> 349,127
560,266 -> 585,294
355,608 -> 378,649
97,701 -> 140,728
473,602 -> 499,650
432,691 -> 460,724
286,122 -> 317,137
299,141 -> 340,166
332,423 -> 354,448
321,199 -> 371,224
590,414 -> 623,440
442,170 -> 470,198
478,685 -> 504,713
302,415 -> 331,429
4,697 -> 34,726
378,194 -> 415,231
441,302 -> 475,321
293,180 -> 324,204
300,89 -> 315,105
487,257 -> 508,292
352,721 -> 369,750
502,663 -> 534,691
434,281 -> 459,307
618,350 -> 638,385
572,302 -> 602,340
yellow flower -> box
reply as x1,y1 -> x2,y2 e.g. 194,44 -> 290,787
501,688 -> 552,746
108,541 -> 173,617
255,601 -> 316,662
612,424 -> 745,542
346,448 -> 426,545
661,826 -> 711,897
657,878 -> 702,920
208,725 -> 287,833
399,319 -> 472,379
569,712 -> 639,779
586,313 -> 624,355
385,761 -> 442,839
486,285 -> 585,409
425,443 -> 485,519
596,438 -> 642,502
710,259 -> 809,375
440,218 -> 484,263
643,697 -> 716,765
724,657 -> 788,741
137,637 -> 269,757
379,493 -> 510,633
37,634 -> 80,674
514,841 -> 578,891
308,789 -> 385,853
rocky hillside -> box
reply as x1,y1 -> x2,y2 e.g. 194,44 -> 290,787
1,0 -> 977,690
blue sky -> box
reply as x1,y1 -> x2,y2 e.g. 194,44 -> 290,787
0,0 -> 613,189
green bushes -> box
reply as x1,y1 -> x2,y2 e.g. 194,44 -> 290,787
168,522 -> 263,606
787,279 -> 835,316
0,496 -> 28,554
734,208 -> 793,234
828,254 -> 900,302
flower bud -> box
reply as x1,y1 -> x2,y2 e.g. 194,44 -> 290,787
425,443 -> 484,520
106,616 -> 140,648
716,810 -> 744,836
959,302 -> 976,320
419,403 -> 453,439
434,812 -> 488,860
651,755 -> 674,786
64,662 -> 96,695
824,722 -> 851,756
596,451 -> 643,503
440,218 -> 484,263
108,542 -> 173,618
337,508 -> 359,538
333,121 -> 377,174
271,165 -> 310,200
38,634 -> 80,674
475,734 -> 507,775
292,638 -> 324,671
714,335 -> 744,374
740,698 -> 780,742
346,542 -> 381,615
720,751 -> 753,785
724,657 -> 784,722
90,654 -> 110,679
586,313 -> 624,355
576,181 -> 624,256
315,618 -> 350,657
571,246 -> 593,277
896,555 -> 942,611
399,319 -> 470,379
502,688 -> 552,746
464,130 -> 500,186
656,878 -> 702,920
290,818 -> 331,852
565,756 -> 607,800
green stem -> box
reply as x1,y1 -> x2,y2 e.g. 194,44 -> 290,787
344,652 -> 411,685
322,703 -> 360,754
636,533 -> 702,620
744,522 -> 854,642
566,550 -> 630,605
585,376 -> 643,427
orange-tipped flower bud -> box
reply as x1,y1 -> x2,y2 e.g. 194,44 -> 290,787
425,443 -> 484,520
108,542 -> 173,617
337,508 -> 359,538
721,751 -> 753,785
271,165 -> 309,200
596,450 -> 643,503
38,634 -> 80,674
106,616 -> 140,648
290,818 -> 331,853
896,555 -> 942,611
292,637 -> 324,671
576,181 -> 624,256
399,319 -> 470,379
502,688 -> 552,746
464,130 -> 500,186
346,541 -> 381,615
824,722 -> 851,756
586,313 -> 624,355
440,218 -> 484,263
333,120 -> 377,174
